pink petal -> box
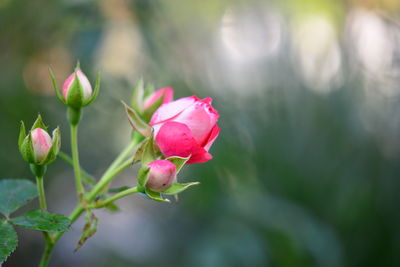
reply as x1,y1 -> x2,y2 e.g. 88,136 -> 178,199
203,125 -> 220,151
149,96 -> 198,126
171,99 -> 219,144
155,121 -> 213,164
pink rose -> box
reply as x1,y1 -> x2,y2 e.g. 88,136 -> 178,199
31,128 -> 53,163
144,87 -> 174,110
150,96 -> 220,164
146,160 -> 177,192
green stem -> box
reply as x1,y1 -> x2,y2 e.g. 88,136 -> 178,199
71,124 -> 85,200
39,242 -> 54,267
39,120 -> 141,267
36,176 -> 47,211
58,151 -> 96,186
36,175 -> 54,267
91,186 -> 138,209
52,139 -> 138,244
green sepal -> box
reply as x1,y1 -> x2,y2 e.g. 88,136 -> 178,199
0,220 -> 18,264
20,133 -> 35,164
11,209 -> 71,232
18,121 -> 26,149
40,127 -> 61,165
143,90 -> 165,122
166,155 -> 190,175
143,82 -> 155,99
0,179 -> 37,217
49,67 -> 65,104
83,71 -> 100,106
131,78 -> 144,113
31,114 -> 47,131
133,137 -> 149,163
137,166 -> 150,187
66,70 -> 84,109
145,188 -> 170,202
162,182 -> 200,195
141,133 -> 158,167
122,101 -> 152,137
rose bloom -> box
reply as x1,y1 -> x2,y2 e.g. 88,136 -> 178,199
150,96 -> 220,164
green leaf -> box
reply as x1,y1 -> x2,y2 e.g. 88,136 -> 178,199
166,156 -> 190,174
0,179 -> 37,217
145,188 -> 170,202
11,210 -> 71,232
122,101 -> 151,137
131,78 -> 144,113
163,182 -> 200,195
0,220 -> 18,264
75,210 -> 98,251
31,114 -> 47,131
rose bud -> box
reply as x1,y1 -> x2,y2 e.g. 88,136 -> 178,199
146,160 -> 176,192
149,96 -> 220,164
31,128 -> 53,163
62,69 -> 93,103
49,62 -> 100,111
19,115 -> 61,166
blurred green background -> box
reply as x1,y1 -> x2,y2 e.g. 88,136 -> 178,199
1,0 -> 400,266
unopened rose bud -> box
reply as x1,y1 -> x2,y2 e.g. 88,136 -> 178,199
19,115 -> 61,166
62,69 -> 93,103
31,128 -> 52,163
49,63 -> 100,111
146,160 -> 176,192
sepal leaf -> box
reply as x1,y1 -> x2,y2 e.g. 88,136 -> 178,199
162,182 -> 200,195
0,179 -> 37,217
145,188 -> 170,202
49,67 -> 65,104
137,166 -> 150,187
83,71 -> 101,106
66,70 -> 84,109
166,155 -> 190,175
18,121 -> 26,149
11,210 -> 71,232
0,220 -> 18,264
122,101 -> 152,137
131,78 -> 144,113
31,114 -> 47,131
